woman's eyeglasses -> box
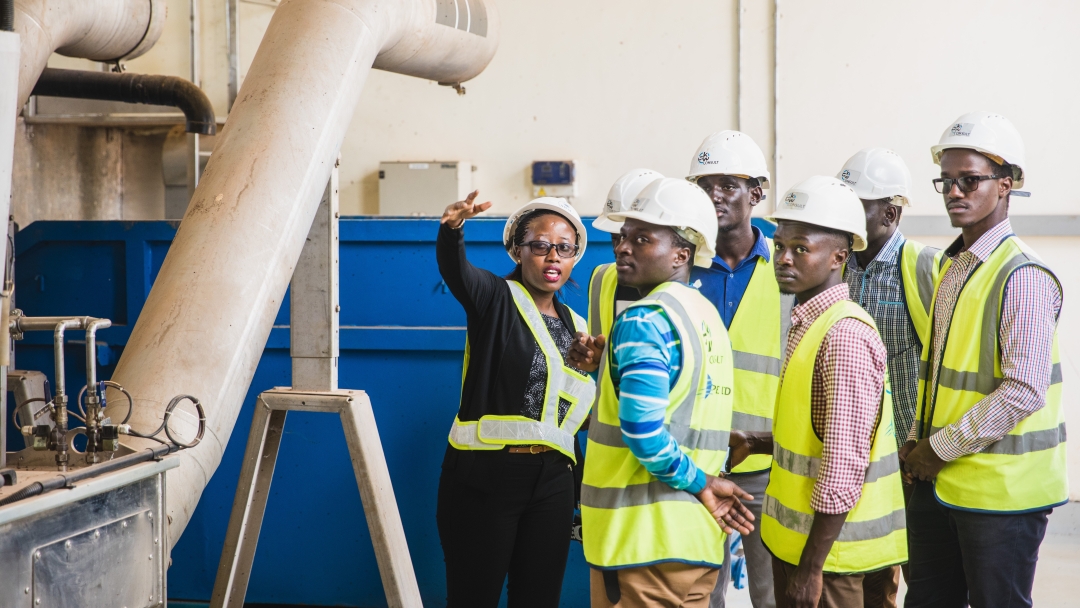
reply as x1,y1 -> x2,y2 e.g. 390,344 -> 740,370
519,241 -> 579,258
932,175 -> 1002,194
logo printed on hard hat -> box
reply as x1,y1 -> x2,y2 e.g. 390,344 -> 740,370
697,151 -> 718,166
839,169 -> 860,186
782,192 -> 807,210
630,197 -> 647,211
951,123 -> 974,137
605,200 -> 615,212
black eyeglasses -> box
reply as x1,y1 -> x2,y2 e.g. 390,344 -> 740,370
519,241 -> 579,258
932,175 -> 1002,194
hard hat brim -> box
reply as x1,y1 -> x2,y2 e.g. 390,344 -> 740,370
607,210 -> 716,267
765,216 -> 868,252
591,215 -> 623,234
930,144 -> 1025,188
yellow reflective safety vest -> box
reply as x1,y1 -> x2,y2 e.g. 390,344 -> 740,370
581,281 -> 734,568
898,240 -> 946,348
587,263 -> 621,420
761,300 -> 907,573
727,245 -> 790,473
447,281 -> 596,461
916,235 -> 1067,513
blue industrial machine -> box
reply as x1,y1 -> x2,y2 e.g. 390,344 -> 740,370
12,216 -> 776,607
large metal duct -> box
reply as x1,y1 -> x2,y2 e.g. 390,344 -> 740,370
13,0 -> 166,108
103,0 -> 499,547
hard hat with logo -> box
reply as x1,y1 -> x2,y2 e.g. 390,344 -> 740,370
931,111 -> 1025,188
593,168 -> 664,233
686,130 -> 771,189
503,197 -> 588,263
607,177 -> 718,268
837,148 -> 912,206
767,175 -> 868,251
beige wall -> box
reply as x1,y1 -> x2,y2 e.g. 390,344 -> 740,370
33,0 -> 1080,496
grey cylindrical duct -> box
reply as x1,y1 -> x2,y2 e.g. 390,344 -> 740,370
1,1 -> 13,32
105,0 -> 499,546
13,0 -> 166,108
32,68 -> 217,135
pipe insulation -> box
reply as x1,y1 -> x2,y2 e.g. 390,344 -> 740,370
32,68 -> 217,135
12,0 -> 166,108
104,0 -> 499,547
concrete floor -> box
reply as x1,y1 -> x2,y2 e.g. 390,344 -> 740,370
725,501 -> 1080,607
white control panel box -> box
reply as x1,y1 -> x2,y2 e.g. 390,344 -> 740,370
378,161 -> 473,216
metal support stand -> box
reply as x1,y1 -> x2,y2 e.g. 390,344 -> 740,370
210,166 -> 423,608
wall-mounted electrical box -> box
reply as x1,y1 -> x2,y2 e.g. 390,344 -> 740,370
531,161 -> 577,198
379,161 -> 473,215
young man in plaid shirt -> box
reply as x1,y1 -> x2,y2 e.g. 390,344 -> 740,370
731,176 -> 906,608
901,113 -> 1067,608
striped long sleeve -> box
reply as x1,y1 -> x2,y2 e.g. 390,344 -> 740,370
610,305 -> 706,494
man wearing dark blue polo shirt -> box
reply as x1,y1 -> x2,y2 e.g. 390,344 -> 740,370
687,131 -> 790,608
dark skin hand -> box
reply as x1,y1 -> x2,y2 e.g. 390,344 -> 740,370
696,474 -> 756,535
772,221 -> 850,303
899,438 -> 946,481
696,174 -> 763,270
938,148 -> 1012,249
787,512 -> 848,608
854,198 -> 901,269
728,430 -> 774,469
568,218 -> 694,371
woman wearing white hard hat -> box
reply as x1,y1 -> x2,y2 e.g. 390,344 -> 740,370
902,112 -> 1065,608
435,190 -> 595,608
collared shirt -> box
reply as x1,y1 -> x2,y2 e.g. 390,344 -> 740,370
610,302 -> 705,494
691,226 -> 771,328
783,283 -> 888,514
844,229 -> 920,449
906,219 -> 1062,461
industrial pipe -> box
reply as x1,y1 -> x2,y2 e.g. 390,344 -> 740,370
106,0 -> 500,545
85,318 -> 112,397
32,68 -> 217,135
1,0 -> 12,32
12,0 -> 166,108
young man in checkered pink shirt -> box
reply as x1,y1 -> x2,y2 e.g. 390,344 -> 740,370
730,175 -> 904,608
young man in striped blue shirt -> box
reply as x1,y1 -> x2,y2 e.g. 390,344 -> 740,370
572,177 -> 754,608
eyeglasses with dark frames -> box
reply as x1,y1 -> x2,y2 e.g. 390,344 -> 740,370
519,241 -> 579,258
932,175 -> 1003,194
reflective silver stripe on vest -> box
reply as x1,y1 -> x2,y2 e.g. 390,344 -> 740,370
773,444 -> 899,484
581,479 -> 700,509
928,422 -> 1066,456
449,420 -> 501,449
732,412 -> 772,433
477,418 -> 576,454
732,350 -> 782,377
589,264 -> 610,337
763,495 -> 905,543
933,361 -> 1062,394
913,244 -> 939,313
587,419 -> 730,451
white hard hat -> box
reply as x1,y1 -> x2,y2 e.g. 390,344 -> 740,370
931,111 -> 1025,188
686,130 -> 771,189
837,148 -> 912,206
503,197 -> 588,263
593,168 -> 664,233
767,175 -> 868,252
607,177 -> 718,268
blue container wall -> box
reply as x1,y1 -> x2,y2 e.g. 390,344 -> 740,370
12,217 -> 776,608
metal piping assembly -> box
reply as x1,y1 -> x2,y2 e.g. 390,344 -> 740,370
31,67 -> 217,135
107,0 -> 501,546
